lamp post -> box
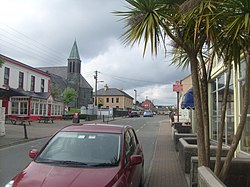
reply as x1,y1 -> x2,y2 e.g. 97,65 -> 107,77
134,89 -> 137,110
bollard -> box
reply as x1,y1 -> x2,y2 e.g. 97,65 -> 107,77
22,122 -> 28,139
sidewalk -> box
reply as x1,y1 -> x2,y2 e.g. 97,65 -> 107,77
0,118 -> 188,187
146,121 -> 188,187
0,119 -> 104,148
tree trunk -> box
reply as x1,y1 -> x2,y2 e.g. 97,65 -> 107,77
200,60 -> 210,166
219,50 -> 250,181
214,63 -> 231,176
189,55 -> 208,167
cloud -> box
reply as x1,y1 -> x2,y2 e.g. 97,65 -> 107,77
0,0 -> 190,105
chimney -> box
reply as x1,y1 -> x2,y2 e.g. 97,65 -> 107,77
104,84 -> 109,91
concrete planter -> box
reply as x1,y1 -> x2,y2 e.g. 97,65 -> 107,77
174,131 -> 197,151
173,122 -> 192,133
178,137 -> 229,174
192,157 -> 250,187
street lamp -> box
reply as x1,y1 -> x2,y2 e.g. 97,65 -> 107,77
134,89 -> 137,110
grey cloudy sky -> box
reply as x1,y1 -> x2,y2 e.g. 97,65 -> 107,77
0,0 -> 190,105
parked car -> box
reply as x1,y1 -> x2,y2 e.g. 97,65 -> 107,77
5,124 -> 144,187
143,110 -> 153,117
129,111 -> 140,117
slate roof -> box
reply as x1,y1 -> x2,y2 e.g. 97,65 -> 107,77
37,66 -> 92,89
68,40 -> 80,60
38,66 -> 68,79
9,88 -> 51,99
96,88 -> 133,99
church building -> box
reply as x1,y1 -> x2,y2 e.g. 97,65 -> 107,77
38,40 -> 93,108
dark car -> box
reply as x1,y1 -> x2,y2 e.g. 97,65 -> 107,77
5,124 -> 144,187
129,111 -> 140,117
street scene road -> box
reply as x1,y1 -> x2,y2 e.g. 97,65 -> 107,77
0,116 -> 178,187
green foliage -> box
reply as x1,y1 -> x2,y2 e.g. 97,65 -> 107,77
63,87 -> 78,104
68,108 -> 80,114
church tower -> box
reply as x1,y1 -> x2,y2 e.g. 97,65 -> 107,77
67,40 -> 81,107
67,40 -> 81,76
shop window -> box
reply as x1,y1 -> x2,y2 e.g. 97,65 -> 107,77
210,70 -> 234,145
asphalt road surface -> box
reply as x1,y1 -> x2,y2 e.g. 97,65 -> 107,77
0,115 -> 166,187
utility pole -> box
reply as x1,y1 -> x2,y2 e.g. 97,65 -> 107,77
94,71 -> 98,106
134,89 -> 137,110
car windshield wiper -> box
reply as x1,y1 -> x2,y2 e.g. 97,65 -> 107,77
90,163 -> 118,167
36,159 -> 88,166
56,160 -> 88,166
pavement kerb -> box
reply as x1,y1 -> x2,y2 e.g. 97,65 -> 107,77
0,137 -> 49,149
0,117 -> 125,149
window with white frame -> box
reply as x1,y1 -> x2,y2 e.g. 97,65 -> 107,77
210,67 -> 234,145
4,67 -> 10,86
41,79 -> 45,92
30,75 -> 35,91
239,61 -> 250,154
18,72 -> 24,89
11,98 -> 28,115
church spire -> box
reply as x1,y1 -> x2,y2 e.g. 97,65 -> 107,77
68,40 -> 80,60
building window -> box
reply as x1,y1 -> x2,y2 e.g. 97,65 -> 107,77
31,75 -> 35,91
106,98 -> 109,103
112,98 -> 114,103
4,67 -> 10,86
18,72 -> 24,89
41,79 -> 45,92
239,61 -> 250,154
11,98 -> 28,115
116,98 -> 119,103
210,68 -> 234,145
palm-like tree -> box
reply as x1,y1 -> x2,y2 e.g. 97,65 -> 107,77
115,0 -> 217,168
212,0 -> 250,181
115,0 -> 250,182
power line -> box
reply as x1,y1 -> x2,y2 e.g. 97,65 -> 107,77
0,23 -> 68,66
100,72 -> 170,86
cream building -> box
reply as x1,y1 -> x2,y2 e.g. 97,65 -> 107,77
94,85 -> 133,110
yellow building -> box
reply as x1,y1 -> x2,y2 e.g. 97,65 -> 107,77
94,85 -> 133,110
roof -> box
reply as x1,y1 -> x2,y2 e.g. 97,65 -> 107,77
9,88 -> 51,99
68,40 -> 80,60
37,67 -> 92,89
96,88 -> 133,99
38,66 -> 68,78
61,124 -> 128,134
0,54 -> 50,77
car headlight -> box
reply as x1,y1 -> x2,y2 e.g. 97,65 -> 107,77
5,180 -> 14,187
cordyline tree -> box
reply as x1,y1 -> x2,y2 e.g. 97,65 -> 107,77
114,0 -> 250,182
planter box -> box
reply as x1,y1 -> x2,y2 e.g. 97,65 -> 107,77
178,137 -> 229,174
173,122 -> 192,133
174,132 -> 197,151
191,157 -> 250,187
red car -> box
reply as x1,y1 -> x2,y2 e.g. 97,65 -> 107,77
5,124 -> 144,187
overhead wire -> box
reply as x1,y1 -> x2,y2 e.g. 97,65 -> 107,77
0,23 -> 68,66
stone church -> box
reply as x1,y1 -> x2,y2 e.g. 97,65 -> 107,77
39,41 -> 93,108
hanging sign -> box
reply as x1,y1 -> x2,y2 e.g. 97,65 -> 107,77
173,81 -> 183,92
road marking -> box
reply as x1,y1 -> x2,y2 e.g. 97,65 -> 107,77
136,124 -> 146,132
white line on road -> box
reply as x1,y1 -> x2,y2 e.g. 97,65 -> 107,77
136,124 -> 146,133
